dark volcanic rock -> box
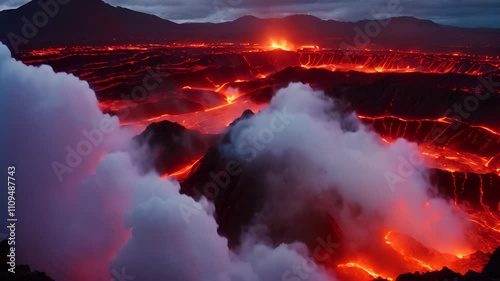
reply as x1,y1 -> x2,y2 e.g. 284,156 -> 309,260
482,247 -> 500,278
134,120 -> 219,176
396,267 -> 461,281
386,247 -> 500,281
180,111 -> 341,250
265,67 -> 500,131
431,170 -> 500,215
0,240 -> 54,281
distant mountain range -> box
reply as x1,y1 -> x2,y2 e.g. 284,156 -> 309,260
1,0 -> 499,54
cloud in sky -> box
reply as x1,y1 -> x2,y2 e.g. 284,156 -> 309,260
1,0 -> 500,27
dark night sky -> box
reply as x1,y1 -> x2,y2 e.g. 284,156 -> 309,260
1,0 -> 500,27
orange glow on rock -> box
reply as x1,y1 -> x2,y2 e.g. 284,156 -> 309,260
338,262 -> 393,280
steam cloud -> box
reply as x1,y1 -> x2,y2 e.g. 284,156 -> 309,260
0,42 -> 133,280
0,42 -> 468,281
222,83 -> 469,256
0,44 -> 332,281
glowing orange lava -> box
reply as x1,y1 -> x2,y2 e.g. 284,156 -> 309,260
269,39 -> 293,51
163,158 -> 202,180
338,262 -> 393,280
18,43 -> 500,281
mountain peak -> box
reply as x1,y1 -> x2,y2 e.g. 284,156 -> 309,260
391,16 -> 438,25
283,14 -> 322,21
1,3 -> 497,54
0,0 -> 177,51
232,15 -> 261,23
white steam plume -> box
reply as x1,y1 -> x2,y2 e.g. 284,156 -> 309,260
0,44 -> 334,281
223,83 -> 469,255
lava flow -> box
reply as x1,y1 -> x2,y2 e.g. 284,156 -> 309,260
13,42 -> 500,281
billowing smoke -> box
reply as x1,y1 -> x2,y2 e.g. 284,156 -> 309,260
0,44 -> 334,281
0,42 -> 135,280
111,180 -> 333,281
0,41 -> 470,281
222,83 -> 470,259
